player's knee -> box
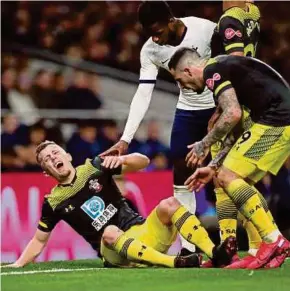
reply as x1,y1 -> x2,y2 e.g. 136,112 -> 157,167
102,225 -> 123,246
217,166 -> 240,188
158,197 -> 180,217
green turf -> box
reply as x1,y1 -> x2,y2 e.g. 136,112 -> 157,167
2,258 -> 290,291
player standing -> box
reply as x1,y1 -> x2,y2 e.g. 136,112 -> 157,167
101,1 -> 217,255
169,49 -> 290,269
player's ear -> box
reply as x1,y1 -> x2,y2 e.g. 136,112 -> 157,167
184,67 -> 192,77
43,171 -> 50,177
168,18 -> 175,29
67,153 -> 72,162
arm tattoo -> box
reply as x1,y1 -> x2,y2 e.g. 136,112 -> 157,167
208,134 -> 236,170
194,141 -> 206,157
202,88 -> 242,147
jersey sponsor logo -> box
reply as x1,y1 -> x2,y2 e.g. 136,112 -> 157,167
89,179 -> 103,193
225,28 -> 242,40
81,196 -> 118,231
206,73 -> 221,90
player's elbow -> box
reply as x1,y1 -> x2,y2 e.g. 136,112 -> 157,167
231,107 -> 242,124
136,153 -> 150,169
124,153 -> 150,171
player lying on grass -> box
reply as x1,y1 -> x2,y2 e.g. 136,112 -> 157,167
169,48 -> 290,269
4,141 -> 236,269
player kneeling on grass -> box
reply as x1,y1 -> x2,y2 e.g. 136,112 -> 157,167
169,48 -> 290,269
4,141 -> 236,269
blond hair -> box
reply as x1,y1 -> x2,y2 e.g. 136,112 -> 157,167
35,140 -> 57,163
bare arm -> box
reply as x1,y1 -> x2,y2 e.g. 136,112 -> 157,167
208,134 -> 236,171
121,153 -> 150,173
202,88 -> 242,148
6,230 -> 51,267
101,153 -> 150,174
207,105 -> 223,132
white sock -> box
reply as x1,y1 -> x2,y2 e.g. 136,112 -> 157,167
174,185 -> 196,252
248,248 -> 258,257
263,230 -> 281,243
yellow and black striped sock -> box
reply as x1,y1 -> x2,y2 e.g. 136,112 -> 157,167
225,179 -> 276,239
215,187 -> 238,242
238,212 -> 262,251
114,234 -> 175,267
171,206 -> 215,258
255,188 -> 277,228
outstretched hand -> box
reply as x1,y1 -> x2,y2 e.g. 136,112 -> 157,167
101,156 -> 125,169
185,141 -> 209,168
99,140 -> 129,157
184,166 -> 216,192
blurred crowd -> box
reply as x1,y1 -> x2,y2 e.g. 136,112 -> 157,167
2,1 -> 290,80
2,65 -> 103,116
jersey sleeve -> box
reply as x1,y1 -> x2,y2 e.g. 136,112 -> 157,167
139,45 -> 159,83
38,199 -> 60,232
218,16 -> 245,54
203,60 -> 233,101
202,19 -> 217,49
120,43 -> 157,143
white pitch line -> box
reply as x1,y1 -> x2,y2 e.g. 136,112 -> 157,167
1,267 -> 105,276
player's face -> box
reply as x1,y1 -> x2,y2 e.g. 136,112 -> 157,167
148,22 -> 174,46
172,67 -> 205,94
38,144 -> 73,180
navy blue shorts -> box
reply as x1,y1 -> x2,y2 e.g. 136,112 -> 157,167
170,108 -> 215,159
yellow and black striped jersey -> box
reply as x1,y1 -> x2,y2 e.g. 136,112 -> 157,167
203,55 -> 290,126
211,3 -> 261,57
38,157 -> 144,253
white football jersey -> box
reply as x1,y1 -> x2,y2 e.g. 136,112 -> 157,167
140,17 -> 216,110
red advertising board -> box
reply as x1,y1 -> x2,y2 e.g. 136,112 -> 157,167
1,172 -> 176,262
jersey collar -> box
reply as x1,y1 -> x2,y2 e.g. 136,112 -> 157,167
178,22 -> 188,45
58,170 -> 77,187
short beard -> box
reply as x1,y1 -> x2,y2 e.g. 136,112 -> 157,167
167,29 -> 177,45
45,167 -> 71,182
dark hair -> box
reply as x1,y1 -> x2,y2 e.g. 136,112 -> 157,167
35,140 -> 56,163
138,1 -> 174,29
168,47 -> 199,70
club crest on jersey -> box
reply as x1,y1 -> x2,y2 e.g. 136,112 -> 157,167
89,179 -> 102,193
225,28 -> 242,40
206,73 -> 221,90
81,196 -> 118,231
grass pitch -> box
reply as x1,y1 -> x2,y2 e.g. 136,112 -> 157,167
1,257 -> 290,291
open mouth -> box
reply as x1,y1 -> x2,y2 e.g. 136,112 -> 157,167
55,162 -> 64,169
